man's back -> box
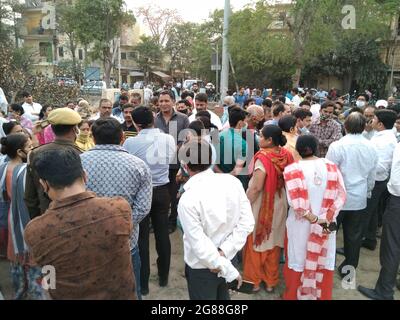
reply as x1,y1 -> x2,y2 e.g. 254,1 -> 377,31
24,192 -> 136,300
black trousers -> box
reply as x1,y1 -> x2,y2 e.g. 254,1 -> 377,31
337,209 -> 365,273
363,180 -> 388,242
375,195 -> 400,299
139,185 -> 171,291
185,265 -> 230,300
167,168 -> 179,226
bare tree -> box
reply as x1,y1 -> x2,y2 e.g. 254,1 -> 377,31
136,4 -> 182,47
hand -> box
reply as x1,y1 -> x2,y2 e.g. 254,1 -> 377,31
210,268 -> 221,274
32,123 -> 43,135
236,274 -> 243,289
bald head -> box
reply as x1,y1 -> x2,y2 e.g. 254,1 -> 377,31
223,96 -> 235,107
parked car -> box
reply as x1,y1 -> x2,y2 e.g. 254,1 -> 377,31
57,77 -> 78,87
183,79 -> 204,90
80,80 -> 106,95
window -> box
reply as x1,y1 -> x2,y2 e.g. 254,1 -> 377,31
121,52 -> 127,60
128,51 -> 138,60
58,46 -> 64,58
39,42 -> 52,62
78,49 -> 83,60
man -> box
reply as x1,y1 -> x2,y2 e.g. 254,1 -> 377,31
91,99 -> 121,122
154,90 -> 190,233
123,106 -> 175,296
326,113 -> 378,279
130,92 -> 142,107
291,88 -> 302,108
114,87 -> 129,106
80,118 -> 152,299
121,103 -> 137,139
393,114 -> 400,143
358,142 -> 400,300
24,149 -> 136,300
216,107 -> 249,189
278,115 -> 301,160
293,108 -> 312,135
144,85 -> 153,106
112,95 -> 129,123
65,101 -> 76,110
362,106 -> 376,140
246,105 -> 265,132
188,93 -> 223,130
253,89 -> 264,106
235,87 -> 248,108
376,100 -> 388,110
24,108 -> 82,219
21,91 -> 42,122
309,101 -> 343,158
264,101 -> 290,126
362,109 -> 398,251
178,140 -> 255,300
176,99 -> 192,116
221,96 -> 236,127
299,100 -> 312,111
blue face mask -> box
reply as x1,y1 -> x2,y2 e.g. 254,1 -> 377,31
299,127 -> 309,135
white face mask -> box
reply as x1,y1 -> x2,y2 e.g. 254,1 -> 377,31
356,100 -> 366,108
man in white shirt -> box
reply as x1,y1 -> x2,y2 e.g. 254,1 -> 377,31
362,106 -> 377,140
291,88 -> 302,107
358,142 -> 400,300
188,93 -> 223,130
326,112 -> 378,279
362,109 -> 398,251
22,91 -> 42,122
90,99 -> 123,123
178,140 -> 255,300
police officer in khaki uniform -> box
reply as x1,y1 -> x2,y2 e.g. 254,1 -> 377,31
24,108 -> 82,219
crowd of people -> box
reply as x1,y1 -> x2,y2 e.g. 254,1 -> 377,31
0,85 -> 399,301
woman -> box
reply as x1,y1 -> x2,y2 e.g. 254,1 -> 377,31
8,104 -> 33,134
243,125 -> 294,293
39,105 -> 53,121
0,133 -> 46,299
75,120 -> 94,152
283,135 -> 346,300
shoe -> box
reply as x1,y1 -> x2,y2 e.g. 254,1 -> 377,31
336,247 -> 345,256
141,287 -> 149,296
159,278 -> 168,287
362,239 -> 377,251
357,286 -> 392,300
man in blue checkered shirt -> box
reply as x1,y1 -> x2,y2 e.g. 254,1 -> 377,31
81,118 -> 152,300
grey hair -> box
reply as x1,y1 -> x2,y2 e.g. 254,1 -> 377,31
223,96 -> 235,106
344,112 -> 367,134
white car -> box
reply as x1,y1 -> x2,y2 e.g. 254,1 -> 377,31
0,87 -> 8,114
183,79 -> 204,90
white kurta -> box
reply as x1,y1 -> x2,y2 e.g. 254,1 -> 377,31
286,159 -> 336,272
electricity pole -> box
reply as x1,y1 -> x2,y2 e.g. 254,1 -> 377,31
220,0 -> 230,102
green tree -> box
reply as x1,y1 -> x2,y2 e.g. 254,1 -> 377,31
71,0 -> 135,88
135,36 -> 163,83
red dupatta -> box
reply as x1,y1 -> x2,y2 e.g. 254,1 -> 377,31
249,147 -> 294,246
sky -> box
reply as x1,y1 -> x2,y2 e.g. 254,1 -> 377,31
126,0 -> 257,24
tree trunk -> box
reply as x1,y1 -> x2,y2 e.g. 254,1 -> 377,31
292,66 -> 302,88
103,48 -> 112,88
69,35 -> 79,82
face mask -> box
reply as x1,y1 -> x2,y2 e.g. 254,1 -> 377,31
299,127 -> 309,134
320,114 -> 330,121
179,109 -> 188,115
356,100 -> 366,108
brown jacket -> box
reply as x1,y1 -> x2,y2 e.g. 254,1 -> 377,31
24,192 -> 136,300
24,139 -> 83,219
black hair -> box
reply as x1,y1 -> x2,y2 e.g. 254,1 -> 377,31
375,109 -> 397,130
277,95 -> 286,103
228,107 -> 247,128
3,121 -> 22,135
159,90 -> 175,101
278,115 -> 297,133
243,98 -> 256,108
262,98 -> 272,108
39,104 -> 52,120
178,140 -> 212,173
345,112 -> 367,134
91,118 -> 123,145
320,101 -> 336,110
78,120 -> 91,128
51,124 -> 76,137
131,106 -> 154,129
10,103 -> 25,116
122,103 -> 136,111
195,115 -> 217,131
261,125 -> 287,147
181,91 -> 194,100
195,93 -> 208,103
291,88 -> 299,95
299,100 -> 311,107
348,107 -> 364,115
293,108 -> 312,120
33,148 -> 84,190
65,101 -> 75,106
119,95 -> 129,102
195,110 -> 211,119
272,102 -> 285,117
296,135 -> 319,158
22,91 -> 31,98
0,133 -> 28,159
178,100 -> 192,109
357,93 -> 370,102
188,120 -> 205,137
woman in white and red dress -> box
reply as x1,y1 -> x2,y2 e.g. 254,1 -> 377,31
283,135 -> 346,300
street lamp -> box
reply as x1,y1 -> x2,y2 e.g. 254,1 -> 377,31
210,35 -> 221,98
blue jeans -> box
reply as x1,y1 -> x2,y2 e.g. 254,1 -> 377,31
131,245 -> 142,300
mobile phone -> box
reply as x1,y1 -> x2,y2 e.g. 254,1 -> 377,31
228,279 -> 254,294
